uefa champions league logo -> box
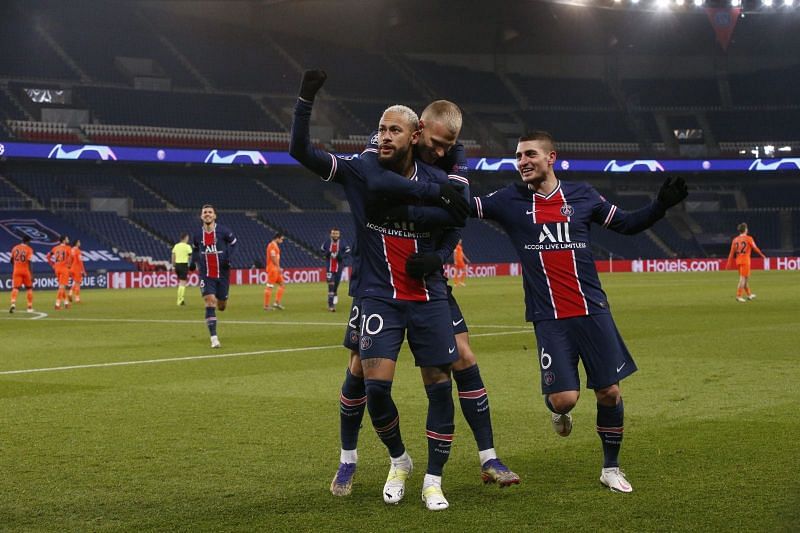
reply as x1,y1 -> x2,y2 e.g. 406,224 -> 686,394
603,160 -> 665,172
748,158 -> 800,171
47,144 -> 118,160
204,150 -> 268,165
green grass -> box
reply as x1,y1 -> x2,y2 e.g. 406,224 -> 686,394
1,271 -> 799,531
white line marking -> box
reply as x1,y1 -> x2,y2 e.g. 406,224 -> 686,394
0,330 -> 531,376
0,316 -> 527,329
30,311 -> 48,320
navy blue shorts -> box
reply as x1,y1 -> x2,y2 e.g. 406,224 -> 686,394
359,297 -> 457,367
342,298 -> 361,352
447,286 -> 469,335
200,276 -> 230,301
326,270 -> 342,285
533,313 -> 637,393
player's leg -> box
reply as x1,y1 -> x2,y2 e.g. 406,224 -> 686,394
736,267 -> 747,302
447,290 -> 518,486
273,280 -> 285,309
200,278 -> 220,347
67,274 -> 74,302
331,350 -> 364,496
26,284 -> 33,311
73,273 -> 82,302
409,300 -> 458,510
360,298 -> 409,504
580,314 -> 637,493
263,282 -> 273,309
326,272 -> 336,311
331,301 -> 366,496
535,319 -> 581,437
9,279 -> 19,313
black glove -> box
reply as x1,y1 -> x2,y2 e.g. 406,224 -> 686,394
436,183 -> 469,224
657,177 -> 688,208
299,69 -> 327,101
406,253 -> 443,279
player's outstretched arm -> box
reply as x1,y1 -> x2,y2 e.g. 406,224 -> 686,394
601,178 -> 689,235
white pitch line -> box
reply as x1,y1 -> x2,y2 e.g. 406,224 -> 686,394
0,330 -> 531,376
0,316 -> 528,329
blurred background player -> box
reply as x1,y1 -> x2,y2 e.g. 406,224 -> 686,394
330,99 -> 518,500
9,235 -> 35,313
321,227 -> 350,312
46,234 -> 72,310
472,131 -> 688,493
264,233 -> 286,310
172,233 -> 193,306
452,239 -> 469,287
726,222 -> 767,303
192,204 -> 238,348
67,239 -> 85,304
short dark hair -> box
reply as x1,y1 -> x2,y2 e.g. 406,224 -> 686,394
737,222 -> 748,233
201,204 -> 216,213
274,233 -> 284,240
180,232 -> 189,241
21,235 -> 31,243
59,234 -> 68,243
518,131 -> 556,152
330,227 -> 340,232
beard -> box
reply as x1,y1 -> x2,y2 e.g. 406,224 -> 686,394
378,143 -> 412,172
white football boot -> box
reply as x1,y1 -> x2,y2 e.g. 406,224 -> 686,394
383,455 -> 412,504
210,335 -> 221,348
600,467 -> 633,493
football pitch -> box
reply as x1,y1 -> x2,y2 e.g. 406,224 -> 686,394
1,271 -> 798,531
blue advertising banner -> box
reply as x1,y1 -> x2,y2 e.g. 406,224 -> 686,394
1,141 -> 798,173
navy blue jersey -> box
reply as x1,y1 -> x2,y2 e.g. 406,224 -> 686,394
473,180 -> 666,322
321,238 -> 351,273
191,223 -> 237,279
291,98 -> 456,301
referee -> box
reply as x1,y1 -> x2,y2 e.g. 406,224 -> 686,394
171,233 -> 192,306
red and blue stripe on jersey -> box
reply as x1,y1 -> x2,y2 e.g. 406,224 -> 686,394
474,180 -> 666,322
192,223 -> 237,279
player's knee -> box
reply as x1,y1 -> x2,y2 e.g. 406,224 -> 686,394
595,384 -> 621,406
348,352 -> 363,377
548,391 -> 579,413
364,378 -> 393,408
453,337 -> 476,370
421,364 -> 452,385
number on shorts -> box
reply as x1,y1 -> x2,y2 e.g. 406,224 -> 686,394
348,304 -> 360,329
539,347 -> 552,370
360,313 -> 384,336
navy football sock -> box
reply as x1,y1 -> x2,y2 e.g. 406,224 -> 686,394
339,369 -> 366,451
365,379 -> 404,458
425,380 -> 455,476
453,365 -> 494,451
596,399 -> 624,468
205,306 -> 217,336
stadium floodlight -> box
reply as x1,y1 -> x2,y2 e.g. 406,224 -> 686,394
676,0 -> 685,6
693,0 -> 703,5
631,0 -> 640,4
785,0 -> 794,6
763,0 -> 773,6
656,0 -> 669,8
731,0 -> 741,6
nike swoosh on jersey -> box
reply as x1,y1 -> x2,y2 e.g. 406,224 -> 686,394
616,362 -> 626,373
448,346 -> 456,354
452,318 -> 464,327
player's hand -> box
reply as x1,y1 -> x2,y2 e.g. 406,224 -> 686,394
657,177 -> 688,208
406,253 -> 443,279
299,70 -> 327,101
436,183 -> 469,223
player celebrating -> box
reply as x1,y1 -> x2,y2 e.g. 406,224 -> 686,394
291,70 -> 469,510
321,227 -> 350,312
263,233 -> 286,310
472,131 -> 688,493
67,239 -> 85,304
46,235 -> 72,310
9,235 -> 35,313
330,100 -> 518,500
191,204 -> 238,348
172,233 -> 192,306
726,223 -> 766,303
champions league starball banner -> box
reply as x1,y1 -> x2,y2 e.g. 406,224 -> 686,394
1,141 -> 798,173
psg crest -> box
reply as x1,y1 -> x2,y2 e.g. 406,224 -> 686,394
560,204 -> 575,217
